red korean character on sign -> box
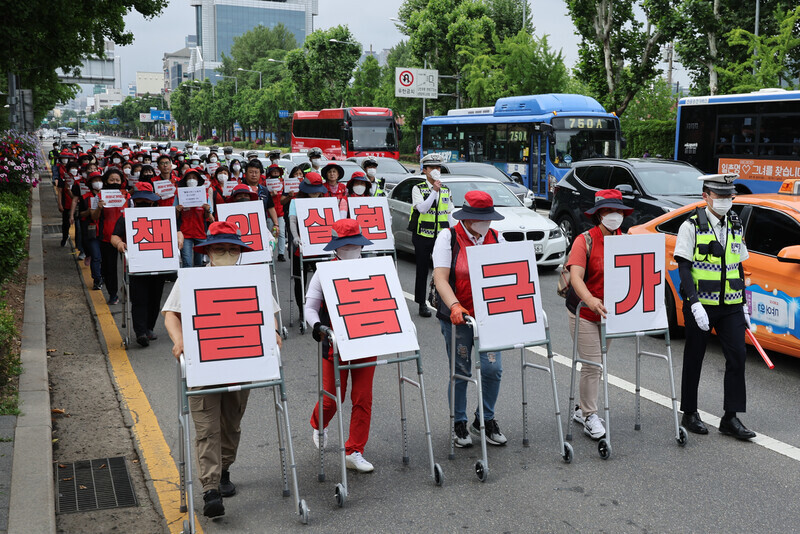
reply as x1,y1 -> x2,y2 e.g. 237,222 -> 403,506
333,275 -> 401,339
352,205 -> 388,241
613,252 -> 661,315
132,217 -> 174,258
192,286 -> 265,361
225,213 -> 264,252
480,260 -> 537,324
303,207 -> 337,245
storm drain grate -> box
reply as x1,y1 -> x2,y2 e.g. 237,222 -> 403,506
42,224 -> 63,236
54,456 -> 138,513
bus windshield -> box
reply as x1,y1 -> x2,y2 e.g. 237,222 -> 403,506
550,128 -> 618,168
351,119 -> 397,151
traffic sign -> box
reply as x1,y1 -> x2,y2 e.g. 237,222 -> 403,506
109,118 -> 120,125
139,113 -> 154,123
278,110 -> 290,119
150,110 -> 171,121
395,67 -> 438,99
80,118 -> 88,123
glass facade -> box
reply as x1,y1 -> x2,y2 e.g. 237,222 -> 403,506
214,5 -> 305,61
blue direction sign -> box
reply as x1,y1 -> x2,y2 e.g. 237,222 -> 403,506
278,110 -> 290,119
150,110 -> 171,121
109,118 -> 121,125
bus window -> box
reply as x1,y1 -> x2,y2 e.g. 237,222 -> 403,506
424,126 -> 444,150
489,124 -> 507,161
758,114 -> 800,156
442,126 -> 459,151
718,115 -> 756,155
507,125 -> 529,163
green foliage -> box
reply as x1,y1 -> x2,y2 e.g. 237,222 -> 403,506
0,199 -> 29,286
0,303 -> 21,414
348,56 -> 383,107
621,78 -> 678,122
620,119 -> 676,159
220,24 -> 296,76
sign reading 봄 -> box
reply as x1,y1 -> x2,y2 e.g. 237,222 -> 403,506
347,196 -> 394,251
125,206 -> 179,273
294,197 -> 341,257
216,200 -> 274,264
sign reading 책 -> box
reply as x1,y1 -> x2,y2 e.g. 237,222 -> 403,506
317,256 -> 419,361
153,179 -> 176,200
179,264 -> 279,387
603,233 -> 667,334
347,196 -> 394,251
216,200 -> 273,264
395,67 -> 438,99
124,206 -> 179,273
100,189 -> 127,208
177,185 -> 206,208
466,241 -> 545,350
294,197 -> 341,257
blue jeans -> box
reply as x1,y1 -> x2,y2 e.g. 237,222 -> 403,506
439,319 -> 503,423
84,236 -> 102,282
181,237 -> 205,268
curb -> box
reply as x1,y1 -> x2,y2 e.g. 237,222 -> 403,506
8,186 -> 57,533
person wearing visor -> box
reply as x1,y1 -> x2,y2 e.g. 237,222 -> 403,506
307,147 -> 324,172
433,191 -> 507,448
266,164 -> 287,261
163,221 -> 282,518
362,157 -> 385,197
110,183 -> 167,347
674,174 -> 755,440
176,169 -> 214,267
306,219 -> 377,473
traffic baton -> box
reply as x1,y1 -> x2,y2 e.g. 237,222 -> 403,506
746,329 -> 774,369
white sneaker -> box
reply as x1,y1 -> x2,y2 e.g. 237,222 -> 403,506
583,413 -> 606,440
345,451 -> 374,473
312,427 -> 328,449
572,405 -> 585,424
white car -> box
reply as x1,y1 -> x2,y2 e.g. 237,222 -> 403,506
389,176 -> 567,268
281,152 -> 329,167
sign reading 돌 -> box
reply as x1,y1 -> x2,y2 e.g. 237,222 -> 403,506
395,67 -> 438,99
317,256 -> 419,361
604,233 -> 667,334
179,264 -> 279,387
124,206 -> 179,273
217,200 -> 274,264
347,196 -> 394,251
294,197 -> 341,257
467,241 -> 545,350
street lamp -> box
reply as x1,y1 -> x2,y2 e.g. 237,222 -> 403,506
215,74 -> 238,93
329,38 -> 360,47
237,67 -> 262,90
267,58 -> 285,64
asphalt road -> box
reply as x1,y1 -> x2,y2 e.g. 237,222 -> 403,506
100,245 -> 800,533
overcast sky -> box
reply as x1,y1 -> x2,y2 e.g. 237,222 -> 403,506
84,0 -> 686,96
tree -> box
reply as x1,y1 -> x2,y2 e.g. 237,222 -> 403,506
348,56 -> 383,106
619,77 -> 678,123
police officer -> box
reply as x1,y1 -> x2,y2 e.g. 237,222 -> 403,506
410,153 -> 451,317
268,149 -> 282,166
362,157 -> 385,196
307,147 -> 324,173
675,173 -> 756,440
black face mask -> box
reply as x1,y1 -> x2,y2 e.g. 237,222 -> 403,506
134,202 -> 155,208
140,174 -> 154,182
104,182 -> 122,189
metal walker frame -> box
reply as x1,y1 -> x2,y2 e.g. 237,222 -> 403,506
449,314 -> 573,483
119,251 -> 176,348
315,326 -> 444,507
287,244 -> 331,333
565,301 -> 688,460
176,354 -> 309,533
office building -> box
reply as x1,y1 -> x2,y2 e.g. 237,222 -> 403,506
135,72 -> 164,97
163,47 -> 192,103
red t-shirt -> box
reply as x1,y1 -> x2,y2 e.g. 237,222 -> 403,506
565,225 -> 619,321
179,207 -> 208,240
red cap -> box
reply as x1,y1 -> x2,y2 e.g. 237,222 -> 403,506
464,190 -> 494,209
331,218 -> 361,238
59,149 -> 75,158
88,171 -> 103,180
208,221 -> 238,236
229,184 -> 258,200
135,182 -> 155,193
268,164 -> 284,175
305,172 -> 323,185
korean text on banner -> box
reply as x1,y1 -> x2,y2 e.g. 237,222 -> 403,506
216,200 -> 274,264
603,233 -> 668,334
124,206 -> 180,273
153,179 -> 176,200
466,241 -> 546,350
265,178 -> 283,194
179,264 -> 280,388
100,189 -> 127,208
317,256 -> 419,361
178,186 -> 206,208
223,179 -> 237,197
284,176 -> 300,194
295,197 -> 341,257
347,196 -> 394,251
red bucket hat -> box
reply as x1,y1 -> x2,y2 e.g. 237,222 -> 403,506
228,183 -> 259,201
193,221 -> 255,254
131,182 -> 160,202
583,189 -> 633,217
453,190 -> 505,221
323,218 -> 373,251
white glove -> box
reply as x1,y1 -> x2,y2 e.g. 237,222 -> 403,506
743,305 -> 754,332
292,238 -> 301,248
691,302 -> 710,331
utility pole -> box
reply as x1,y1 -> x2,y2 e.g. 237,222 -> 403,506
7,73 -> 18,130
754,0 -> 760,75
666,42 -> 674,90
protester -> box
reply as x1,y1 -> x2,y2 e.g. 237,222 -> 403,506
76,171 -> 105,289
55,152 -> 78,247
243,160 -> 279,230
321,162 -> 347,205
343,171 -> 372,217
97,168 -> 130,305
176,169 -> 214,267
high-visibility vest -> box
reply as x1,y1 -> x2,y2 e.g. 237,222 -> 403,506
411,182 -> 450,238
689,209 -> 745,306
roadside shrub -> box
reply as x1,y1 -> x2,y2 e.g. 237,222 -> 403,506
0,203 -> 28,285
621,119 -> 676,159
0,303 -> 19,393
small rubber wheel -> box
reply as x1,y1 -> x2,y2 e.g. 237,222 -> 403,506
677,426 -> 688,447
282,326 -> 289,339
475,460 -> 488,482
433,463 -> 444,486
299,323 -> 306,335
562,442 -> 574,464
299,499 -> 310,524
182,520 -> 189,534
598,438 -> 611,460
123,337 -> 128,349
334,483 -> 346,508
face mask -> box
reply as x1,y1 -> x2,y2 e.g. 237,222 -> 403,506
470,221 -> 491,236
712,197 -> 733,215
217,174 -> 228,183
69,168 -> 78,176
336,247 -> 362,260
123,155 -> 130,161
81,172 -> 87,179
186,178 -> 198,188
113,158 -> 121,164
232,163 -> 240,171
311,158 -> 321,167
178,156 -> 184,162
430,169 -> 441,180
209,250 -> 240,266
61,159 -> 68,164
352,184 -> 366,195
209,156 -> 217,163
141,174 -> 153,181
366,168 -> 377,178
601,212 -> 624,231
123,168 -> 131,175
91,181 -> 103,190
190,161 -> 200,167
105,182 -> 121,189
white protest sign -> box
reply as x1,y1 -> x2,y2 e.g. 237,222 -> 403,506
216,200 -> 274,264
124,206 -> 179,273
604,233 -> 667,334
179,264 -> 279,388
100,189 -> 127,208
222,179 -> 238,197
295,197 -> 341,257
89,196 -> 98,210
347,196 -> 394,251
284,176 -> 300,194
317,256 -> 419,361
178,186 -> 206,208
466,241 -> 546,350
79,182 -> 89,196
265,178 -> 283,194
153,179 -> 175,200
127,174 -> 139,186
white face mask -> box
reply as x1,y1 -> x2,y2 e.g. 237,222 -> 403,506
113,158 -> 121,164
123,155 -> 130,161
123,168 -> 131,175
209,156 -> 218,163
69,168 -> 78,176
186,178 -> 198,188
311,158 -> 321,167
232,163 -> 240,171
430,169 -> 441,180
190,160 -> 200,167
61,158 -> 68,164
366,168 -> 377,178
209,250 -> 240,266
335,246 -> 362,260
131,172 -> 140,179
470,220 -> 491,236
712,197 -> 733,215
352,184 -> 366,195
91,181 -> 103,190
217,174 -> 228,183
601,212 -> 624,231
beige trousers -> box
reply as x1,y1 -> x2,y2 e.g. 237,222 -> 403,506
567,312 -> 610,417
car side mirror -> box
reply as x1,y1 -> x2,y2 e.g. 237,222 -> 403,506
523,197 -> 533,208
512,174 -> 523,184
615,184 -> 637,196
777,245 -> 800,263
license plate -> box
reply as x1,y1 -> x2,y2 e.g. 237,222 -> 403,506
535,244 -> 543,253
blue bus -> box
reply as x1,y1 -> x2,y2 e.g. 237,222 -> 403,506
420,94 -> 622,201
675,89 -> 800,194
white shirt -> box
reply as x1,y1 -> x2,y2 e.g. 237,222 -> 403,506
161,267 -> 281,315
432,223 -> 505,269
674,206 -> 749,262
304,270 -> 325,327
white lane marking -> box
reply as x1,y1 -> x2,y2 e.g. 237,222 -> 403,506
403,290 -> 800,462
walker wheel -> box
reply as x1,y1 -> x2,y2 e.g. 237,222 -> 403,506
562,442 -> 574,464
182,520 -> 190,534
179,504 -> 187,513
281,326 -> 288,340
299,499 -> 310,524
433,463 -> 444,486
299,323 -> 306,335
475,460 -> 488,482
598,438 -> 611,460
123,337 -> 128,349
677,426 -> 688,447
334,483 -> 346,507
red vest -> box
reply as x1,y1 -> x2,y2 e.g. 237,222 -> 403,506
451,222 -> 499,316
100,194 -> 128,243
325,182 -> 347,203
179,207 -> 208,240
578,224 -> 619,322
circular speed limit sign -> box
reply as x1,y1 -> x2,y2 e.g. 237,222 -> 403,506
399,70 -> 414,87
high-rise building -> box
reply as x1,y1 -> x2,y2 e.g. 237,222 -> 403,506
163,47 -> 192,103
188,0 -> 318,82
135,72 -> 164,97
186,34 -> 198,48
127,83 -> 137,97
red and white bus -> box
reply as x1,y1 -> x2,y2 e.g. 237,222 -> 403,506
291,107 -> 400,160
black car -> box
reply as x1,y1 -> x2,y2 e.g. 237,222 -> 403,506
347,156 -> 413,192
439,162 -> 535,208
549,158 -> 704,244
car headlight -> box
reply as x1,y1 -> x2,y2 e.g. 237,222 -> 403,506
549,228 -> 562,239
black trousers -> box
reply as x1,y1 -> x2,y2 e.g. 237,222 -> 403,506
681,302 -> 747,414
100,241 -> 119,299
130,274 -> 166,336
291,250 -> 315,320
61,209 -> 71,243
412,233 -> 435,305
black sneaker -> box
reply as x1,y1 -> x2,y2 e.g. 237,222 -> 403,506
418,305 -> 432,318
202,489 -> 225,518
92,280 -> 103,291
146,330 -> 158,341
136,334 -> 149,347
220,470 -> 236,497
453,421 -> 473,448
277,254 -> 286,262
470,416 -> 508,446
107,295 -> 119,305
